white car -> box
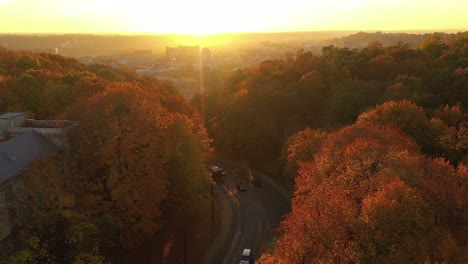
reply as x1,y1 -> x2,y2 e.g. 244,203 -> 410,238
239,248 -> 254,264
209,165 -> 227,175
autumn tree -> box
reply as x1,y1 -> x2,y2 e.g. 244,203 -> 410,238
353,179 -> 434,263
280,128 -> 327,183
421,33 -> 449,59
67,83 -> 212,247
432,105 -> 468,164
3,156 -> 107,263
356,100 -> 437,153
274,177 -> 357,264
262,123 -> 467,263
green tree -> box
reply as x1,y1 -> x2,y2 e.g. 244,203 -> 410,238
421,33 -> 449,59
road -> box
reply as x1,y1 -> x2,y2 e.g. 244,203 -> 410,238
205,161 -> 290,264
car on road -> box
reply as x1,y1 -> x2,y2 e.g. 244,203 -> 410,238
236,176 -> 249,192
236,181 -> 248,191
209,165 -> 227,181
239,248 -> 254,264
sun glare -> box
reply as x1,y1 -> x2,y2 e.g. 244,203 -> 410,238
116,0 -> 243,35
118,0 -> 275,35
0,0 -> 466,34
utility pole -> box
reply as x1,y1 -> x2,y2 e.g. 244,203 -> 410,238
211,183 -> 215,223
184,231 -> 187,264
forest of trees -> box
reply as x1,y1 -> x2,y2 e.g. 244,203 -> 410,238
0,31 -> 467,263
196,31 -> 467,175
195,32 -> 467,263
0,46 -> 213,262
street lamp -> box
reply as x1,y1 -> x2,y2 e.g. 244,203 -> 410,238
211,182 -> 215,223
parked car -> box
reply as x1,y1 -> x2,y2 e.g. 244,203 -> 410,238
239,248 -> 254,264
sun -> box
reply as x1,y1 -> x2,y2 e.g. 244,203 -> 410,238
116,0 -> 270,35
157,17 -> 231,35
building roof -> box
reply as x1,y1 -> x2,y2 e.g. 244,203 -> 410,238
0,112 -> 25,119
0,131 -> 58,184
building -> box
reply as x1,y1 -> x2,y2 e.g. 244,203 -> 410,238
0,112 -> 77,149
0,131 -> 58,240
0,112 -> 76,241
166,45 -> 200,63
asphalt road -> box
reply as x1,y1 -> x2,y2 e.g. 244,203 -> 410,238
208,161 -> 290,264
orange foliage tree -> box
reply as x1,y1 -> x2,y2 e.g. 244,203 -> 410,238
356,100 -> 437,152
67,83 -> 212,247
280,128 -> 327,183
262,123 -> 467,263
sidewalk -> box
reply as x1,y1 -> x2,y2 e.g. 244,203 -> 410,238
201,183 -> 235,264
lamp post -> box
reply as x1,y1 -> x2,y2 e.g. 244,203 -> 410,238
211,182 -> 215,223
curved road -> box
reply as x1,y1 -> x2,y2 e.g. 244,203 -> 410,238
205,161 -> 290,264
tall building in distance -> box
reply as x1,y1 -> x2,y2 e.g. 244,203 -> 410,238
166,45 -> 200,63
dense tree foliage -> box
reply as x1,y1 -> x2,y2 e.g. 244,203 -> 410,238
1,31 -> 467,262
197,32 -> 467,177
4,157 -> 106,263
194,32 -> 468,263
0,47 -> 212,261
0,46 -> 134,119
356,100 -> 437,152
66,83 -> 212,248
260,124 -> 467,263
280,128 -> 327,183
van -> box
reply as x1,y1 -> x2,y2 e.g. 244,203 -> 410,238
239,248 -> 254,264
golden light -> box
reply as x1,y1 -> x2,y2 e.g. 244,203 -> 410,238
0,0 -> 466,34
120,0 -> 270,35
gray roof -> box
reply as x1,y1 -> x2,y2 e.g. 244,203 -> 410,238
0,131 -> 58,184
0,112 -> 25,119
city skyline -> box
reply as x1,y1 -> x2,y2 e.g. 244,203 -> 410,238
0,0 -> 467,34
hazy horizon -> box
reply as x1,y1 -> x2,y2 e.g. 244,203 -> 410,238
0,0 -> 466,35
1,29 -> 465,37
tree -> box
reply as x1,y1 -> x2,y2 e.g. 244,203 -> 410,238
432,105 -> 468,164
4,156 -> 106,263
357,100 -> 436,153
262,120 -> 467,263
421,33 -> 449,59
275,178 -> 357,264
354,179 -> 434,263
280,128 -> 327,183
295,70 -> 329,122
67,83 -> 212,247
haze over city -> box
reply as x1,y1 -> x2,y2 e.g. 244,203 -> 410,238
0,0 -> 467,34
0,0 -> 467,263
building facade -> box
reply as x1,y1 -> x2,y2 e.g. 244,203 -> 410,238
0,112 -> 76,241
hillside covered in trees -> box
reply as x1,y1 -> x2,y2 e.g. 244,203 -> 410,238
0,30 -> 467,263
0,46 -> 213,262
197,31 -> 467,172
196,32 -> 467,263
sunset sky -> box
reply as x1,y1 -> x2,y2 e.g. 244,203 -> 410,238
0,0 -> 466,34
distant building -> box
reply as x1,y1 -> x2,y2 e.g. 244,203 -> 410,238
174,77 -> 199,100
201,47 -> 212,61
132,49 -> 152,55
166,45 -> 200,63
